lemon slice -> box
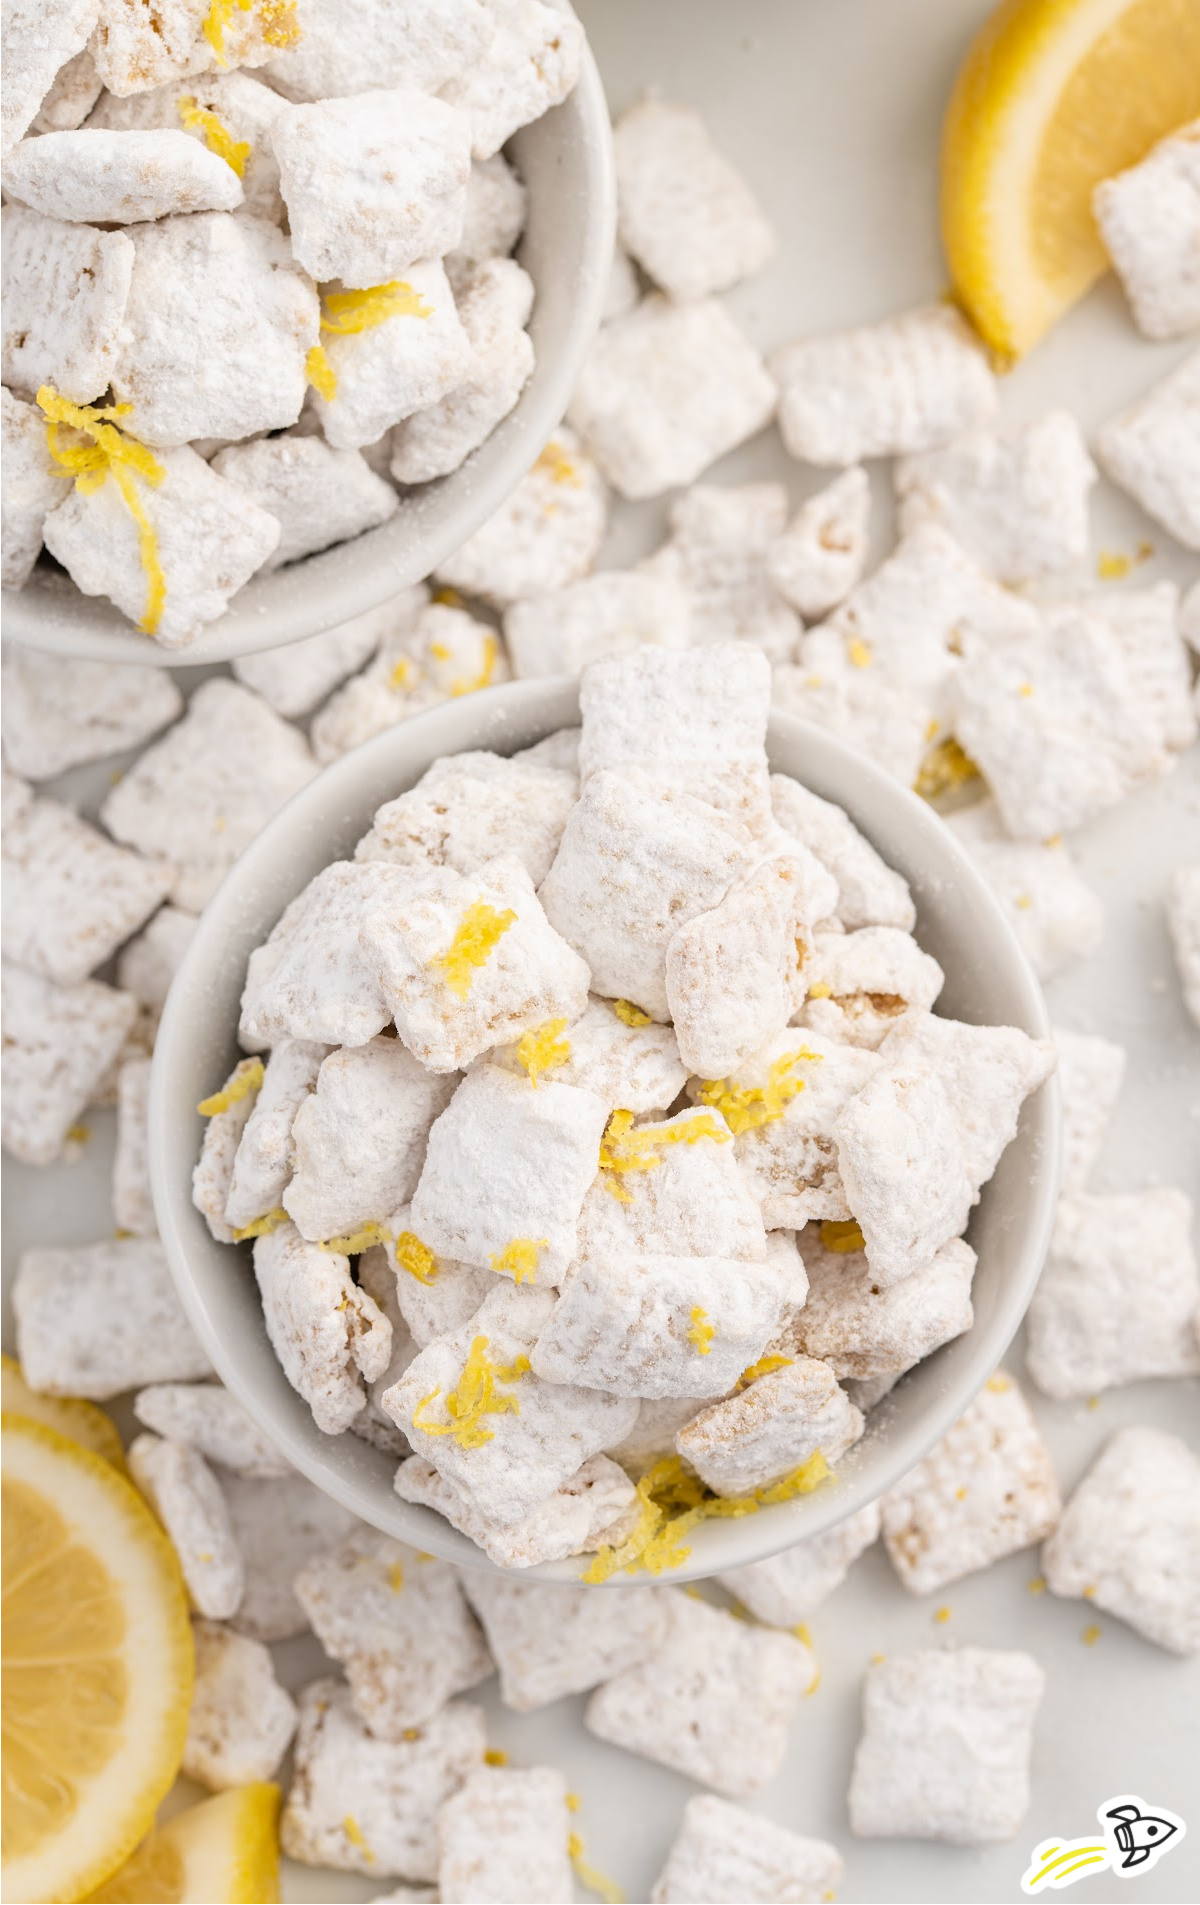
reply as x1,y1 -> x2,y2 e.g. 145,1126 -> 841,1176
1,1415 -> 193,1905
86,1786 -> 282,1904
1,1353 -> 128,1470
941,0 -> 1200,355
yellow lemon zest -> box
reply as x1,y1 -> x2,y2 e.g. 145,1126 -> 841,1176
38,384 -> 167,635
698,1047 -> 821,1136
484,1748 -> 509,1766
205,0 -> 298,65
430,640 -> 452,661
986,1372 -> 1011,1393
687,1306 -> 714,1356
342,1813 -> 373,1861
305,342 -> 337,401
410,1335 -> 529,1450
319,1221 -> 394,1256
569,1830 -> 626,1905
176,94 -> 250,174
394,1231 -> 439,1285
566,1791 -> 581,1812
1097,548 -> 1131,580
1082,1622 -> 1101,1646
582,1451 -> 832,1582
388,1560 -> 404,1592
321,281 -> 433,334
819,1219 -> 865,1253
914,735 -> 981,802
598,1108 -> 732,1198
517,1017 -> 571,1087
808,980 -> 833,999
737,1353 -> 794,1389
232,1206 -> 289,1242
65,1122 -> 91,1144
934,1605 -> 952,1624
389,655 -> 414,692
490,1237 -> 548,1285
848,637 -> 872,668
1028,1575 -> 1047,1594
433,586 -> 465,607
451,631 -> 498,696
536,437 -> 583,486
612,998 -> 653,1027
197,1056 -> 264,1116
1016,892 -> 1033,910
432,900 -> 517,998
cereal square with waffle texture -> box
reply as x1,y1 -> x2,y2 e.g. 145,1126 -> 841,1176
1070,583 -> 1197,755
437,1764 -> 572,1905
223,1038 -> 327,1233
949,802 -> 1104,983
490,995 -> 687,1116
1094,121 -> 1200,339
639,484 -> 800,665
238,860 -> 413,1050
389,255 -> 534,484
3,124 -> 245,224
310,260 -> 473,451
89,0 -> 213,98
89,70 -> 289,224
356,747 -> 577,890
211,434 -> 398,572
574,1105 -> 766,1265
651,1794 -> 844,1905
1053,1027 -> 1125,1193
503,568 -> 690,680
586,1591 -> 815,1798
676,1355 -> 864,1497
0,644 -> 182,781
1042,1425 -> 1200,1656
133,1382 -> 287,1477
2,794 -> 170,987
260,0 -> 492,102
1,964 -> 136,1167
1025,1188 -> 1200,1399
13,1237 -> 210,1397
394,1450 -> 639,1570
848,1647 -> 1044,1843
253,1221 -> 393,1434
294,1532 -> 492,1737
770,773 -> 916,932
1094,350 -> 1200,551
613,97 -> 775,302
221,1470 -> 356,1643
718,1501 -> 881,1627
880,1372 -> 1061,1595
1,204 -> 133,403
434,428 -> 608,605
797,926 -> 945,1051
183,1618 -> 297,1790
439,0 -> 584,159
787,1231 -> 976,1380
461,1573 -> 668,1709
129,1432 -> 243,1618
2,0 -> 97,153
1,385 -> 67,588
766,467 -> 871,619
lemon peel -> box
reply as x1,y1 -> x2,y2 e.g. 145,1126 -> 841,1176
432,901 -> 516,998
736,1353 -> 795,1389
37,385 -> 167,636
569,1830 -> 626,1905
320,281 -> 433,334
687,1306 -> 714,1356
698,1047 -> 821,1136
490,1238 -> 548,1284
410,1335 -> 529,1450
197,1057 -> 264,1117
517,1017 -> 571,1087
231,1206 -> 289,1243
819,1219 -> 866,1253
612,998 -> 653,1027
598,1108 -> 731,1200
450,631 -> 499,697
394,1231 -> 439,1285
176,95 -> 250,175
914,735 -> 981,802
319,1221 -> 393,1257
204,0 -> 299,65
305,342 -> 337,401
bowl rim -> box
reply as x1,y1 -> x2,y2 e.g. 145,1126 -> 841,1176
3,12 -> 616,668
150,676 -> 1060,1583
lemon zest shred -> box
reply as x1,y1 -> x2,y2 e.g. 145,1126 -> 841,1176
451,631 -> 498,696
1028,1575 -> 1047,1595
484,1748 -> 509,1766
687,1306 -> 714,1356
389,655 -> 414,692
305,342 -> 337,401
233,1206 -> 289,1242
808,979 -> 833,999
1018,681 -> 1035,698
490,1237 -> 548,1285
394,1231 -> 439,1285
38,384 -> 167,634
986,1372 -> 1011,1393
433,586 -> 465,607
341,1813 -> 373,1862
598,1108 -> 732,1195
848,637 -> 872,668
65,1122 -> 91,1144
612,998 -> 652,1027
819,1219 -> 865,1253
914,735 -> 980,802
934,1605 -> 952,1624
582,1451 -> 832,1583
176,94 -> 250,174
205,0 -> 298,65
566,1791 -> 581,1813
698,1047 -> 821,1136
410,1334 -> 528,1450
1096,548 -> 1131,580
1082,1623 -> 1101,1646
569,1830 -> 626,1905
432,900 -> 516,997
319,1220 -> 394,1256
320,281 -> 433,334
517,1017 -> 570,1087
536,438 -> 584,487
388,1560 -> 404,1592
737,1353 -> 794,1389
197,1056 -> 264,1116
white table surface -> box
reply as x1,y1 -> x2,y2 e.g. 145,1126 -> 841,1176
3,2 -> 1199,1900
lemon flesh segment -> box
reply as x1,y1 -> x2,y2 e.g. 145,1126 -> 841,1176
87,1785 -> 283,1905
1,1415 -> 193,1905
1,1354 -> 128,1470
941,0 -> 1200,356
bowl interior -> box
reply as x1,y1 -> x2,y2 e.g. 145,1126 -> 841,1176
4,12 -> 615,667
150,681 -> 1060,1582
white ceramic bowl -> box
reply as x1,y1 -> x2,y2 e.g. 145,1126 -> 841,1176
5,12 -> 614,668
150,681 -> 1060,1581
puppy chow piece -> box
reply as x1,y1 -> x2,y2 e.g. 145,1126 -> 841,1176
311,259 -> 473,451
90,70 -> 289,224
490,995 -> 687,1116
33,47 -> 101,132
532,1248 -> 787,1403
438,1764 -> 571,1905
676,1356 -> 864,1497
447,152 -> 527,277
718,1501 -> 881,1627
133,1381 -> 287,1477
380,1212 -> 492,1348
1,964 -> 135,1167
798,926 -> 945,1050
895,410 -> 1095,583
439,0 -> 583,160
766,466 -> 871,619
4,124 -> 243,224
640,484 -> 800,665
1053,1027 -> 1126,1193
400,599 -> 512,701
212,435 -> 397,572
395,1450 -> 639,1570
2,0 -> 97,153
770,302 -> 996,465
384,1281 -> 636,1527
113,1056 -> 154,1235
613,97 -> 775,301
772,646 -> 934,790
434,428 -> 608,605
568,294 -> 777,499
1042,1425 -> 1200,1656
577,1106 -> 767,1265
13,1237 -> 210,1398
787,1231 -> 975,1381
771,773 -> 915,932
101,679 -> 316,910
357,747 -> 576,889
1,386 -> 66,589
232,603 -> 390,719
116,903 -> 197,1012
1,204 -> 134,404
183,1619 -> 297,1790
2,795 -> 170,987
108,212 -> 317,447
651,1795 -> 843,1905
223,1037 -> 327,1232
282,1678 -> 486,1880
254,1221 -> 391,1434
284,1039 -> 456,1243
222,1469 -> 357,1641
1094,350 -> 1200,550
848,1648 -> 1044,1843
949,800 -> 1104,982
262,0 -> 491,101
294,1531 -> 491,1737
603,1395 -> 710,1472
586,1591 -> 814,1798
1055,582 -> 1197,753
44,440 -> 282,649
273,89 -> 470,287
390,256 -> 534,484
880,1372 -> 1060,1594
1167,863 -> 1200,1026
354,1245 -> 419,1457
193,1056 -> 269,1244
1094,120 -> 1200,338
462,1574 -> 668,1710
128,1431 -> 243,1618
503,568 -> 689,679
1026,1188 -> 1200,1399
89,0 -> 214,97
0,645 -> 182,781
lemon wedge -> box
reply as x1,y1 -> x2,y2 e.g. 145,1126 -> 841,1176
1,1353 -> 127,1470
1,1415 -> 193,1905
941,0 -> 1200,356
86,1786 -> 282,1904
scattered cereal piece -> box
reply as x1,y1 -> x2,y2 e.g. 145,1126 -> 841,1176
438,1764 -> 573,1905
356,747 -> 577,889
613,97 -> 775,302
2,793 -> 170,986
640,483 -> 800,664
434,427 -> 609,606
129,1431 -> 244,1618
504,568 -> 689,680
439,0 -> 583,160
797,926 -> 945,1051
771,646 -> 933,790
1094,351 -> 1200,551
1,203 -> 134,403
395,1450 -> 639,1570
113,1055 -> 155,1235
13,1236 -> 211,1397
585,1590 -> 814,1798
183,1617 -> 297,1790
237,860 -> 413,1049
311,260 -> 473,452
390,256 -> 534,484
91,69 -> 288,223
1,963 -> 136,1166
1053,1027 -> 1126,1193
1,385 -> 66,588
133,1381 -> 288,1476
1167,863 -> 1200,1026
462,1574 -> 668,1710
1026,1189 -> 1200,1399
1094,120 -> 1200,339
0,644 -> 182,780
253,1221 -> 389,1433
717,1501 -> 882,1627
676,1356 -> 863,1497
786,1231 -> 976,1380
847,1647 -> 1044,1843
949,800 -> 1104,982
222,1468 -> 357,1642
212,434 -> 398,571
4,123 -> 243,223
1054,582 -> 1197,754
766,466 -> 871,619
223,1037 -> 326,1232
650,1793 -> 843,1905
89,0 -> 214,98
192,1055 -> 265,1243
770,772 -> 915,932
262,0 -> 491,100
1042,1425 -> 1200,1656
